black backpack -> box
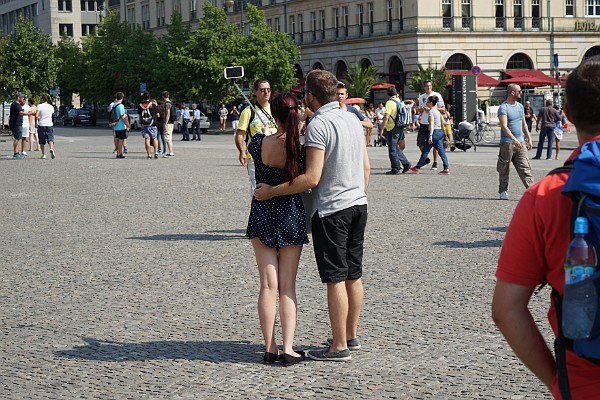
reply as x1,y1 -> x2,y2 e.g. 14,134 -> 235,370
166,101 -> 176,124
109,104 -> 119,127
140,103 -> 154,126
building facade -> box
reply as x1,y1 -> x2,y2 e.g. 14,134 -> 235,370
0,0 -> 106,43
114,0 -> 600,98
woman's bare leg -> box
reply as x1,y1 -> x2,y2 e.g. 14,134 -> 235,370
277,245 -> 302,356
251,238 -> 279,354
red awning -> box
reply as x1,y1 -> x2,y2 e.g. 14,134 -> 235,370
500,76 -> 552,88
371,83 -> 395,90
503,69 -> 555,84
291,78 -> 305,93
346,98 -> 366,104
446,70 -> 501,87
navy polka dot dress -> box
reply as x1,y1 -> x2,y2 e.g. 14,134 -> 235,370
246,134 -> 309,248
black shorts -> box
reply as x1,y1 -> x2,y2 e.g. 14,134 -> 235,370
115,129 -> 128,140
417,124 -> 430,147
311,204 -> 368,283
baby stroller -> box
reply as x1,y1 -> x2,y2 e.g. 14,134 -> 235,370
451,121 -> 477,152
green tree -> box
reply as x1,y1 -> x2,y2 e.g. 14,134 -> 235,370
343,63 -> 381,99
120,27 -> 160,102
55,35 -> 85,105
408,62 -> 449,94
80,12 -> 132,102
0,16 -> 58,100
155,11 -> 192,100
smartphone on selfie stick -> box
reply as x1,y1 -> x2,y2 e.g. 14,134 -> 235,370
224,66 -> 266,125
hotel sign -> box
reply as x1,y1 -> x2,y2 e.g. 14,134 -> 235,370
574,20 -> 600,31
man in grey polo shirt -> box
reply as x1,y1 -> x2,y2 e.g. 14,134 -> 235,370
254,69 -> 370,362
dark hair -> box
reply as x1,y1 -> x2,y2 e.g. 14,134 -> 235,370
162,91 -> 170,99
253,78 -> 269,91
28,97 -> 35,105
306,69 -> 337,104
115,92 -> 124,100
545,99 -> 553,106
424,80 -> 432,85
142,91 -> 150,101
565,56 -> 600,133
386,87 -> 398,97
337,81 -> 346,89
427,95 -> 439,105
270,92 -> 302,183
41,94 -> 50,102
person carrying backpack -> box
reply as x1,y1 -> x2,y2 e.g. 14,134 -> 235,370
138,91 -> 159,159
379,86 -> 411,174
492,55 -> 600,400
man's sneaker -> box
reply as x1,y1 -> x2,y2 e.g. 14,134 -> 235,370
41,154 -> 47,159
423,157 -> 431,166
163,153 -> 167,158
113,149 -> 117,154
439,169 -> 450,175
385,170 -> 400,175
499,191 -> 509,200
430,161 -> 438,170
50,149 -> 55,159
123,147 -> 128,154
326,337 -> 361,350
154,153 -> 158,159
409,166 -> 420,173
13,154 -> 23,159
307,347 -> 351,362
21,151 -> 28,156
402,163 -> 411,173
166,153 -> 174,157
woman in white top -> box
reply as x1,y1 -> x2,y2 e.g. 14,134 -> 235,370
410,95 -> 450,174
218,103 -> 228,131
28,98 -> 39,151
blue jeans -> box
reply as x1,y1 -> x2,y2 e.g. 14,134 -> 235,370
534,127 -> 554,159
157,128 -> 166,153
385,127 -> 409,172
416,129 -> 448,170
191,120 -> 200,139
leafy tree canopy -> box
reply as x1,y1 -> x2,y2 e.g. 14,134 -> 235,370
408,62 -> 449,94
343,63 -> 381,99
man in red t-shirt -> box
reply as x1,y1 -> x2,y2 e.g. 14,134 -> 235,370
492,56 -> 600,399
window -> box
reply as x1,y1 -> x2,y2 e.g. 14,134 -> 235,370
566,0 -> 574,16
319,10 -> 325,39
507,53 -> 533,70
141,4 -> 150,29
59,23 -> 73,36
298,13 -> 303,43
445,53 -> 472,71
387,0 -> 392,31
173,0 -> 181,13
357,4 -> 364,35
514,0 -> 523,29
81,24 -> 96,35
367,2 -> 374,34
310,11 -> 316,40
290,15 -> 295,37
442,0 -> 452,29
398,0 -> 403,30
274,17 -> 280,32
58,0 -> 72,12
190,0 -> 197,19
461,0 -> 471,29
586,0 -> 600,16
531,0 -> 540,29
583,46 -> 600,60
156,1 -> 165,26
342,6 -> 348,36
495,0 -> 505,29
267,18 -> 272,29
333,7 -> 339,37
127,6 -> 135,30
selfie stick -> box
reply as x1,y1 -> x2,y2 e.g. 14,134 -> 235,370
231,80 -> 267,125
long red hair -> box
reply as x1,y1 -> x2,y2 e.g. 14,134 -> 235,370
270,92 -> 301,183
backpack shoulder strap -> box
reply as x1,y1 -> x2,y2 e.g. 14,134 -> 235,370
552,288 -> 574,400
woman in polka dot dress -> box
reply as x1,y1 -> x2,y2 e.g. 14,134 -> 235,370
246,92 -> 308,365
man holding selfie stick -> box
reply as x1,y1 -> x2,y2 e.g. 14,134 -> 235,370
234,76 -> 277,198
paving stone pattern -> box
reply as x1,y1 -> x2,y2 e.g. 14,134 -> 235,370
0,127 -> 567,399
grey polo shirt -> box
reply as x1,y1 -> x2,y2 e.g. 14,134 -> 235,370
305,101 -> 368,218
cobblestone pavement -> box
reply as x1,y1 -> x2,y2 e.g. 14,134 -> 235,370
1,126 -> 574,399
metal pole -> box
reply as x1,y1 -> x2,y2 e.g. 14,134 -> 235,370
284,0 -> 288,33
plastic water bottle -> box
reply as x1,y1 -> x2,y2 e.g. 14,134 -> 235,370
563,217 -> 598,339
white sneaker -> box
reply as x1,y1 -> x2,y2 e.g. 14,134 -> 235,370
21,151 -> 28,156
50,149 -> 55,159
499,191 -> 508,200
41,154 -> 47,159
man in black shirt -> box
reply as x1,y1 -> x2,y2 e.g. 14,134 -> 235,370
9,93 -> 29,159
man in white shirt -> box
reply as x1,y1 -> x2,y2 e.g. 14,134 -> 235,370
37,95 -> 56,159
417,80 -> 445,170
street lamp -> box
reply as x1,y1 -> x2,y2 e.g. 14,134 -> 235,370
224,0 -> 244,31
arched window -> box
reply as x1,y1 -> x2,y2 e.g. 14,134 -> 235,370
445,53 -> 473,71
507,53 -> 533,69
335,60 -> 348,79
583,46 -> 600,61
389,56 -> 404,84
312,62 -> 324,70
294,64 -> 303,80
360,58 -> 372,70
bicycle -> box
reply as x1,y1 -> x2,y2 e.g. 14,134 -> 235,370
473,121 -> 497,143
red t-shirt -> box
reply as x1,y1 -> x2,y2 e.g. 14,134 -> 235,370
496,134 -> 600,399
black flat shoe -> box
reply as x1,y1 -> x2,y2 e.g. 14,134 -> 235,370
282,351 -> 305,366
263,352 -> 281,364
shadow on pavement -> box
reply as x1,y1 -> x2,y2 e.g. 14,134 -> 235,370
55,337 -> 263,363
410,196 -> 498,201
128,230 -> 246,241
433,239 -> 503,248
